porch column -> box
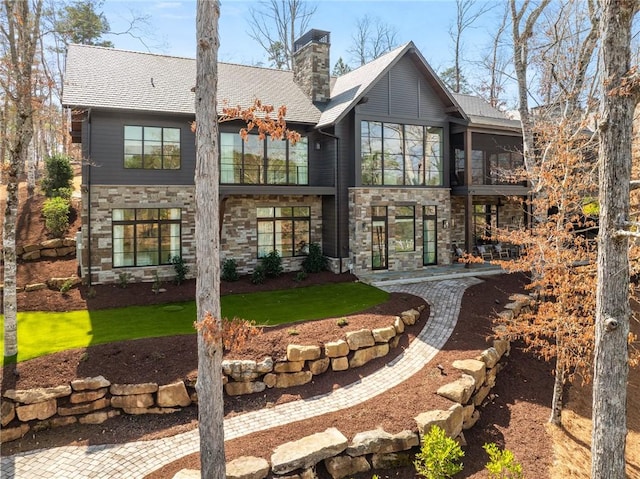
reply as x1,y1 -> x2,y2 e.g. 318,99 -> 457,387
464,130 -> 473,252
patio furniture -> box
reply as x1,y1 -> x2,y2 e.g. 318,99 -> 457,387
493,243 -> 510,259
476,245 -> 493,260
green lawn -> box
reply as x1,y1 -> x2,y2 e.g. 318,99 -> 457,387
0,282 -> 387,364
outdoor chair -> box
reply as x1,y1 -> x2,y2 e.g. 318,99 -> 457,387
476,244 -> 493,260
493,243 -> 510,259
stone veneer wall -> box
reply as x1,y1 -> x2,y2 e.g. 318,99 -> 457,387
82,185 -> 196,285
348,188 -> 452,276
220,195 -> 323,275
449,196 -> 526,252
82,186 -> 323,284
292,41 -> 331,103
450,197 -> 466,248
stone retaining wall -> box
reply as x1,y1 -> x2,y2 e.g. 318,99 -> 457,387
0,291 -> 534,473
212,293 -> 533,479
17,237 -> 77,261
0,304 -> 428,443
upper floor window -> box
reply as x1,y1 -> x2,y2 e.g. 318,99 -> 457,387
124,126 -> 181,170
220,132 -> 308,185
361,121 -> 443,186
112,208 -> 181,267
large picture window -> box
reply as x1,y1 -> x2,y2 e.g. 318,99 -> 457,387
112,208 -> 181,267
124,126 -> 181,169
257,207 -> 310,258
221,132 -> 308,185
361,121 -> 443,186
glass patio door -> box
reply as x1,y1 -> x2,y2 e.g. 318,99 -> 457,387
371,206 -> 388,270
423,206 -> 437,265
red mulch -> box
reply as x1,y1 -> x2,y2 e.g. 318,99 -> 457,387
1,273 -> 553,479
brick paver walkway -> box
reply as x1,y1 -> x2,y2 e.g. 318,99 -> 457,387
1,277 -> 482,479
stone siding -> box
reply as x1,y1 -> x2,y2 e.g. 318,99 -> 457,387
450,197 -> 466,248
81,186 -> 323,284
292,41 -> 331,103
81,185 -> 196,285
348,188 -> 452,276
220,195 -> 323,274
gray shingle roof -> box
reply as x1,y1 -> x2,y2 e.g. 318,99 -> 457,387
62,44 -> 519,132
62,44 -> 321,124
452,93 -> 521,130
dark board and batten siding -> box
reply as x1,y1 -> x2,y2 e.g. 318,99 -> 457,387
86,110 -> 196,186
358,55 -> 447,122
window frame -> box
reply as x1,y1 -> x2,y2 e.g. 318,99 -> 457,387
256,206 -> 311,258
394,205 -> 415,252
361,120 -> 444,187
123,125 -> 181,170
423,205 -> 438,266
371,206 -> 388,270
220,132 -> 309,185
112,208 -> 182,267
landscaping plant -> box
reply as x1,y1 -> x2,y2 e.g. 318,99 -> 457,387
261,250 -> 283,277
414,426 -> 464,479
221,258 -> 240,282
251,265 -> 266,284
302,242 -> 328,273
42,196 -> 70,237
118,272 -> 132,288
41,153 -> 73,197
59,279 -> 75,294
483,443 -> 523,479
172,256 -> 189,285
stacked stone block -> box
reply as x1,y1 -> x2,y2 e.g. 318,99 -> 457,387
222,305 -> 424,396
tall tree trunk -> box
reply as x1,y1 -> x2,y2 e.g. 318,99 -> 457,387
592,1 -> 637,476
549,359 -> 564,425
194,1 -> 225,478
2,0 -> 43,365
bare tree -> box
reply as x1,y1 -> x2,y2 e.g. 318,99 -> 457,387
194,1 -> 225,477
447,0 -> 494,93
474,2 -> 510,109
1,0 -> 44,365
509,0 -> 551,187
247,0 -> 317,70
348,14 -> 398,66
592,0 -> 638,476
533,0 -> 600,118
506,0 -> 602,426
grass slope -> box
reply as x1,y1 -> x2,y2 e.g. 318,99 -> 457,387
1,282 -> 387,364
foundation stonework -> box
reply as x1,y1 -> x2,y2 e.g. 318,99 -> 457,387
82,186 -> 323,284
82,185 -> 196,285
348,188 -> 452,276
220,195 -> 323,274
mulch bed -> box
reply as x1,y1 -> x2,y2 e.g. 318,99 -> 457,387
1,272 -> 554,479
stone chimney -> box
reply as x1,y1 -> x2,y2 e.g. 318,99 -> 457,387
293,29 -> 331,103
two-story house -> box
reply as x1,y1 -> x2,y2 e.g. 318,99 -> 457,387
62,29 -> 528,285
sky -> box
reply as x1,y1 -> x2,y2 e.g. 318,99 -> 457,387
101,0 -> 503,77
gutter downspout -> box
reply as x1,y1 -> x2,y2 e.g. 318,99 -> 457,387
318,128 -> 341,273
86,110 -> 92,287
